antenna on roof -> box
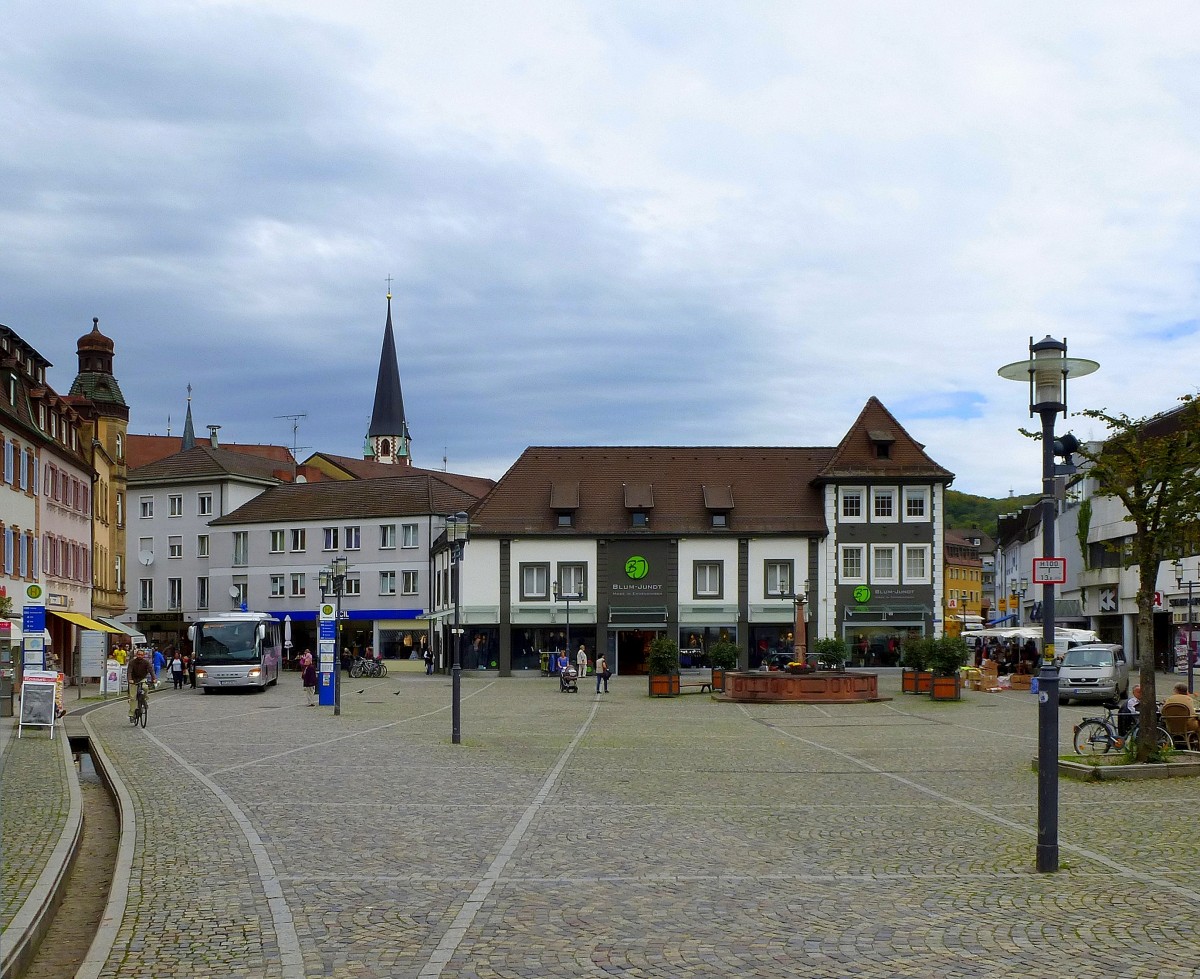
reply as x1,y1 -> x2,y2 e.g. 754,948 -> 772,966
443,446 -> 448,472
275,414 -> 310,481
166,413 -> 171,437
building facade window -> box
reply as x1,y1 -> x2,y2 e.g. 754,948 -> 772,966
323,527 -> 339,551
345,526 -> 360,550
380,524 -> 396,549
290,529 -> 306,552
401,570 -> 419,595
871,545 -> 898,584
290,573 -> 306,597
871,487 -> 897,522
197,534 -> 209,558
197,576 -> 209,610
840,487 -> 866,522
139,497 -> 153,518
557,562 -> 587,599
198,492 -> 213,516
344,576 -> 361,596
903,486 -> 929,521
401,523 -> 419,548
379,570 -> 397,595
269,530 -> 285,553
232,582 -> 247,608
840,545 -> 865,583
139,578 -> 153,610
520,563 -> 550,600
168,536 -> 182,559
168,577 -> 183,610
765,560 -> 793,596
233,532 -> 248,566
694,561 -> 723,598
904,545 -> 930,583
169,494 -> 183,517
270,575 -> 285,597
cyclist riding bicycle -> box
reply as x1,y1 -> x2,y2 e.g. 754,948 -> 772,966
128,648 -> 153,721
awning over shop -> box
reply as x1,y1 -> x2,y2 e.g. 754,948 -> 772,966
49,610 -> 123,633
96,616 -> 146,643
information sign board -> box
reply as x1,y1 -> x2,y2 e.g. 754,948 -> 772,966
1032,558 -> 1067,584
19,671 -> 59,738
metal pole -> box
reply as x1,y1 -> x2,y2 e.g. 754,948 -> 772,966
1036,407 -> 1059,873
334,580 -> 342,717
565,594 -> 571,668
1189,578 -> 1195,695
452,543 -> 461,745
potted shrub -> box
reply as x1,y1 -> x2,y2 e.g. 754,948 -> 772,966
707,639 -> 739,693
901,636 -> 934,694
811,637 -> 849,672
928,635 -> 969,701
647,635 -> 681,697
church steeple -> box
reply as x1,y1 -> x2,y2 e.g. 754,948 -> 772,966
366,291 -> 411,465
181,384 -> 196,451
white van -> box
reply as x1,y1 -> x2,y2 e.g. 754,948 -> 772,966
1057,644 -> 1129,705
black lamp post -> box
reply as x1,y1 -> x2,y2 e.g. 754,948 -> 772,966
1174,559 -> 1196,695
445,511 -> 470,745
552,582 -> 580,670
1000,336 -> 1098,874
318,555 -> 349,717
1018,577 -> 1028,626
793,579 -> 810,666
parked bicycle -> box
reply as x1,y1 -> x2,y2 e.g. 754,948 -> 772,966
1072,704 -> 1170,755
349,656 -> 387,679
130,680 -> 149,729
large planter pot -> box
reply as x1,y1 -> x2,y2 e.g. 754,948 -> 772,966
901,669 -> 933,694
930,674 -> 962,701
710,667 -> 726,693
648,673 -> 680,697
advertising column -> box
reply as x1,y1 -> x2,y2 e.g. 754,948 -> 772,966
317,601 -> 336,706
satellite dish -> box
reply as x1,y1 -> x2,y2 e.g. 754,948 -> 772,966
229,586 -> 241,599
138,551 -> 154,566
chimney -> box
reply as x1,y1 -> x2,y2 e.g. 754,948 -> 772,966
207,425 -> 221,448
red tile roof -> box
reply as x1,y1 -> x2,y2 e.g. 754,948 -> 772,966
818,397 -> 955,482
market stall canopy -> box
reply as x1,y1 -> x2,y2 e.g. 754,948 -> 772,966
971,626 -> 1098,647
96,616 -> 146,644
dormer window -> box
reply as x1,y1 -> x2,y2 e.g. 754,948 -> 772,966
868,429 -> 895,460
631,511 -> 648,528
624,482 -> 653,528
550,481 -> 579,529
557,512 -> 573,528
711,513 -> 727,528
702,484 -> 734,530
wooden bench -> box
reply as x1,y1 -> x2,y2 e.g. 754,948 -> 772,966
679,679 -> 712,693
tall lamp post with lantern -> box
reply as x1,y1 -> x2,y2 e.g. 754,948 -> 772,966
1173,559 -> 1196,694
445,511 -> 470,745
999,336 -> 1098,874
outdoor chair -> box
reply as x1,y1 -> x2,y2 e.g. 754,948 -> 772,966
1160,702 -> 1200,751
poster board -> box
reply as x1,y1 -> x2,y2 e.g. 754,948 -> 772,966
80,631 -> 107,678
18,671 -> 59,738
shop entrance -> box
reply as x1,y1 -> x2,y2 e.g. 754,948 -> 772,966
608,629 -> 661,675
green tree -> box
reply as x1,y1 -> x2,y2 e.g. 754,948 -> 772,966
1075,396 -> 1200,763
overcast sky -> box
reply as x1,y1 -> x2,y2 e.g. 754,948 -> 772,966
4,2 -> 1199,497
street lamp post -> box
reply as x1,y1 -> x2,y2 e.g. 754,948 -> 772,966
446,511 -> 470,745
318,556 -> 349,717
1173,559 -> 1196,695
1000,336 -> 1098,874
793,579 -> 811,666
552,582 -> 580,668
1018,577 -> 1028,626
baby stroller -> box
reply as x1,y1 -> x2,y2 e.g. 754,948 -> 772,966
559,666 -> 579,693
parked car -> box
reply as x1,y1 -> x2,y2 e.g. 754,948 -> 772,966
1057,644 -> 1129,705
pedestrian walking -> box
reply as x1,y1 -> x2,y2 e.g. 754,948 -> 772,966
423,645 -> 434,675
576,644 -> 588,678
299,648 -> 317,707
170,651 -> 184,689
188,652 -> 197,688
595,653 -> 609,693
151,646 -> 166,685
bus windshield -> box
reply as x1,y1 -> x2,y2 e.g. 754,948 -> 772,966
195,622 -> 261,664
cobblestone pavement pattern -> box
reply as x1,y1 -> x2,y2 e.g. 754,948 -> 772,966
11,671 -> 1200,977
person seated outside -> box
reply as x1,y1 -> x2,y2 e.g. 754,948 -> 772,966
127,649 -> 153,720
1162,683 -> 1200,737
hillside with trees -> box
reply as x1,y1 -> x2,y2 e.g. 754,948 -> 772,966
945,489 -> 1039,538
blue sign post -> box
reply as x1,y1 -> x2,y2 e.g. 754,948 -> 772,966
317,602 -> 336,706
22,584 -> 46,671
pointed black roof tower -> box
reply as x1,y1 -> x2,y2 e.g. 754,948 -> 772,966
181,384 -> 196,451
366,292 -> 412,465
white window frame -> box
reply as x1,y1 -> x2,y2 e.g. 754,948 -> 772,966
290,529 -> 306,553
839,486 -> 866,523
197,534 -> 209,559
269,530 -> 285,553
520,563 -> 549,600
139,578 -> 153,611
196,576 -> 209,610
379,570 -> 397,595
290,573 -> 306,597
139,496 -> 154,519
323,527 -> 339,551
168,577 -> 183,611
558,563 -> 587,600
904,544 -> 931,584
401,570 -> 419,595
765,560 -> 792,596
401,523 -> 419,549
344,576 -> 361,596
168,494 -> 183,517
871,486 -> 898,523
198,492 -> 213,517
380,524 -> 396,549
168,536 -> 183,559
233,532 -> 248,566
694,561 -> 722,598
345,526 -> 361,550
903,486 -> 929,522
871,544 -> 898,585
270,574 -> 286,598
839,544 -> 866,583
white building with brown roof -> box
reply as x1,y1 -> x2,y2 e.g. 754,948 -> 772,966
430,397 -> 954,675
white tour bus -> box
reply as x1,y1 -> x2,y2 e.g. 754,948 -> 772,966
188,612 -> 283,692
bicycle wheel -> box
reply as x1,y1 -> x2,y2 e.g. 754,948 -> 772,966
1073,719 -> 1113,755
378,663 -> 387,678
350,662 -> 364,679
1127,723 -> 1173,751
138,700 -> 148,728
